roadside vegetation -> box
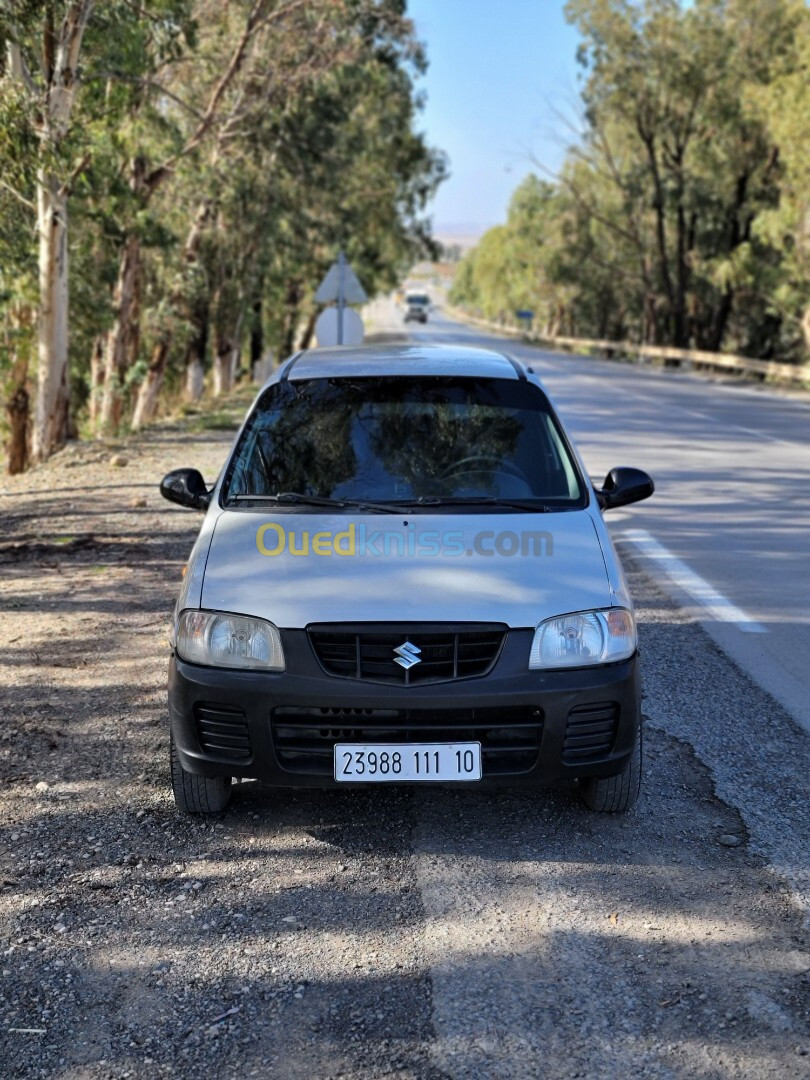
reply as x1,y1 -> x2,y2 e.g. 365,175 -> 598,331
450,0 -> 810,365
0,0 -> 445,473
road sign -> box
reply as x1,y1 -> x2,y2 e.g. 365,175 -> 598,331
314,251 -> 367,345
516,309 -> 534,321
315,305 -> 364,347
315,252 -> 367,305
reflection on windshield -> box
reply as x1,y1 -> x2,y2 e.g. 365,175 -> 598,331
223,376 -> 584,506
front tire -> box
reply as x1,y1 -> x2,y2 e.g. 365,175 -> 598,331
170,734 -> 232,814
578,726 -> 642,813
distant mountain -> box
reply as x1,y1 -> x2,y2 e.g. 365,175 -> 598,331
433,223 -> 491,253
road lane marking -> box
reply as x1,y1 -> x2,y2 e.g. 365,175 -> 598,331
504,343 -> 808,449
618,529 -> 767,633
609,384 -> 798,447
551,368 -> 799,448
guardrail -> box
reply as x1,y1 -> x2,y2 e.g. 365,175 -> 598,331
446,307 -> 810,387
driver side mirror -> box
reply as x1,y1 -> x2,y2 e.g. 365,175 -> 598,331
596,466 -> 654,511
160,468 -> 211,511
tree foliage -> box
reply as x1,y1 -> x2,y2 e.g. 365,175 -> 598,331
451,0 -> 810,362
0,0 -> 445,471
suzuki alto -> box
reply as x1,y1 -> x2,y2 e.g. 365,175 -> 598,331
161,344 -> 654,814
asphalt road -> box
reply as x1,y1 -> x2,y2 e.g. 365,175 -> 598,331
396,304 -> 810,737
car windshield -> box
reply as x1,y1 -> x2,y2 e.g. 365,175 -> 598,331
221,375 -> 586,508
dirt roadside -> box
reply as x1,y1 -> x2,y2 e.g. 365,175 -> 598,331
0,393 -> 808,1079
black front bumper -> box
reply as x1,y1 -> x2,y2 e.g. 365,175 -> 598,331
168,629 -> 641,788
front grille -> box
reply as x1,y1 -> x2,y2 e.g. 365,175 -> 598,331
562,702 -> 618,763
271,705 -> 542,776
194,703 -> 252,761
308,624 -> 507,685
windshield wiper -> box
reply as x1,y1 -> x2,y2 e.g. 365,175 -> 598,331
413,496 -> 553,512
231,492 -> 404,514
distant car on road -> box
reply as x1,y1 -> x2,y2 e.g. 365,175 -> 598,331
403,291 -> 430,323
161,344 -> 654,815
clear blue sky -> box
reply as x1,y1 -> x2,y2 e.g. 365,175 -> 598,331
407,0 -> 584,235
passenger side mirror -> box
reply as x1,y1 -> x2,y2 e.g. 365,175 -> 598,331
597,466 -> 654,511
160,468 -> 211,511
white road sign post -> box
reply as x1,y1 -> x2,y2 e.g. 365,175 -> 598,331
314,251 -> 367,347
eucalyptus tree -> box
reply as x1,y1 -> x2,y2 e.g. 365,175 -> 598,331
752,0 -> 810,356
130,0 -> 445,421
564,0 -> 799,350
0,0 -> 198,461
126,0 -> 378,419
1,1 -> 96,462
0,35 -> 36,472
95,0 -> 306,432
0,181 -> 36,473
449,178 -> 581,336
249,5 -> 446,362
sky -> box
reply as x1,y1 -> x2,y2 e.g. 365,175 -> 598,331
407,0 -> 584,237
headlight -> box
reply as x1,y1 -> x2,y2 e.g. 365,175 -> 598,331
176,610 -> 285,671
529,609 -> 636,669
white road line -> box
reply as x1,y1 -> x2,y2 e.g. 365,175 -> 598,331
612,384 -> 797,447
509,345 -> 806,448
561,370 -> 798,448
618,529 -> 767,633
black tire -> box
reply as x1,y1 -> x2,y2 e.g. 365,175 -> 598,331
579,726 -> 642,813
170,734 -> 232,814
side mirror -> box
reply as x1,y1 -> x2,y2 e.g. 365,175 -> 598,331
597,466 -> 654,511
160,468 -> 211,511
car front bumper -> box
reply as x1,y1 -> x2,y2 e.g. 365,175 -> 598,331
168,629 -> 641,788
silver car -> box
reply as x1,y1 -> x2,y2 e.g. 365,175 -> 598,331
161,344 -> 654,814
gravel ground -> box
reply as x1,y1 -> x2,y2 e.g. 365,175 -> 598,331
0,389 -> 808,1079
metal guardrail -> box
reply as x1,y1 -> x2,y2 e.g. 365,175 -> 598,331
447,308 -> 810,387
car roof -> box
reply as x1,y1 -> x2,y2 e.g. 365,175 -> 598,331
282,343 -> 524,382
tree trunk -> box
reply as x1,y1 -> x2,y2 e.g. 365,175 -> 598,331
643,292 -> 658,344
131,339 -> 170,430
5,342 -> 30,476
12,0 -> 295,465
19,2 -> 94,465
281,280 -> 302,357
697,174 -> 751,352
705,288 -> 734,353
88,333 -> 105,423
250,294 -> 263,368
31,177 -> 70,463
253,350 -> 273,383
801,304 -> 810,358
2,303 -> 33,474
298,308 -> 318,351
4,385 -> 30,475
212,346 -> 235,396
185,358 -> 205,401
673,156 -> 690,349
212,303 -> 243,396
639,129 -> 679,345
182,297 -> 209,401
99,232 -> 142,433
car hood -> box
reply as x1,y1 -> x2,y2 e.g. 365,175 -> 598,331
200,510 -> 611,628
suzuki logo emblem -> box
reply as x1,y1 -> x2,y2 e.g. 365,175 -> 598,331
393,641 -> 421,669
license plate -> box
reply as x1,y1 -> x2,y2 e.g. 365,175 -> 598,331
334,742 -> 482,783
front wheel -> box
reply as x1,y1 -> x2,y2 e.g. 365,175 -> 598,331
578,726 -> 642,813
170,734 -> 232,814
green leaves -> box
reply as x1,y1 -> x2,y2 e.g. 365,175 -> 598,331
452,0 -> 810,361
